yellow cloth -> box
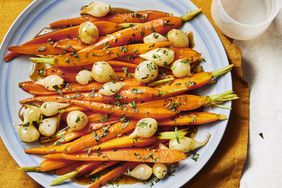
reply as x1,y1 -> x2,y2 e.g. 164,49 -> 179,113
0,0 -> 249,188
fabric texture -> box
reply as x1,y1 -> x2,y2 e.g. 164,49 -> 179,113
0,0 -> 249,188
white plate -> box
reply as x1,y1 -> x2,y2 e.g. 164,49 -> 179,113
0,0 -> 232,187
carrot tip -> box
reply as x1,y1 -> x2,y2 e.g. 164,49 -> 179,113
218,114 -> 227,120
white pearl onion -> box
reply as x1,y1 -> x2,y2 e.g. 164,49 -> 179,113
99,82 -> 125,96
36,75 -> 64,91
129,164 -> 153,180
38,116 -> 58,137
23,106 -> 41,125
143,33 -> 168,44
140,48 -> 175,67
167,29 -> 189,48
134,61 -> 158,83
130,118 -> 158,138
91,61 -> 116,83
19,126 -> 40,143
76,70 -> 92,85
171,59 -> 191,78
40,102 -> 69,117
78,21 -> 99,44
80,2 -> 111,17
153,163 -> 168,179
67,111 -> 88,131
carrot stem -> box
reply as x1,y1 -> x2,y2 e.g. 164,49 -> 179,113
19,166 -> 41,172
207,90 -> 239,108
212,64 -> 234,78
181,9 -> 202,22
50,171 -> 77,186
30,57 -> 55,64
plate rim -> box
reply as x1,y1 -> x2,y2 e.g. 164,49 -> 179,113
0,0 -> 232,187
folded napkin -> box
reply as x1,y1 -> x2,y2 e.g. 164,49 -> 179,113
0,0 -> 249,187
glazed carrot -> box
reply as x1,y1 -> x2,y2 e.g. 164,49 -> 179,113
89,136 -> 158,151
55,38 -> 86,52
8,43 -> 65,56
24,143 -> 71,155
88,162 -> 137,188
67,99 -> 176,120
31,41 -> 172,66
49,10 -> 171,28
4,21 -> 123,61
19,81 -> 102,95
44,148 -> 187,163
50,162 -> 103,185
88,161 -> 119,176
157,65 -> 234,97
65,121 -> 137,153
138,91 -> 238,111
159,112 -> 227,126
20,159 -> 75,172
55,162 -> 82,175
172,47 -> 202,61
80,10 -> 201,51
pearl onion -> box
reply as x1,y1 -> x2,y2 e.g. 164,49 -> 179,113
38,116 -> 58,137
153,163 -> 168,179
78,22 -> 99,44
76,70 -> 92,85
91,61 -> 116,83
67,111 -> 88,131
140,48 -> 175,67
171,59 -> 191,78
167,29 -> 189,48
169,134 -> 211,152
23,106 -> 41,125
129,164 -> 152,180
130,118 -> 158,138
40,102 -> 69,117
80,2 -> 111,17
143,33 -> 168,44
36,75 -> 64,91
19,126 -> 40,143
135,61 -> 158,83
99,82 -> 125,96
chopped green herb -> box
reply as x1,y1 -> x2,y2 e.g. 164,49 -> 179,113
53,85 -> 64,97
93,131 -> 99,142
120,46 -> 128,53
103,42 -> 110,49
37,46 -> 46,52
191,152 -> 200,161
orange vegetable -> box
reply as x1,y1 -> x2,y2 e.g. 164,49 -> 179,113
89,136 -> 158,151
88,161 -> 119,176
67,99 -> 176,120
159,112 -> 227,126
55,162 -> 82,175
44,148 -> 187,163
66,121 -> 137,153
49,10 -> 171,28
55,38 -> 87,52
88,162 -> 137,188
40,159 -> 75,172
24,143 -> 70,155
156,65 -> 234,97
33,41 -> 171,67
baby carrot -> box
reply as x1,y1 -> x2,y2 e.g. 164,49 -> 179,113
49,10 -> 171,28
50,162 -> 103,186
88,162 -> 137,188
20,159 -> 75,172
31,41 -> 172,66
44,148 -> 187,163
159,112 -> 227,126
65,121 -> 137,153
